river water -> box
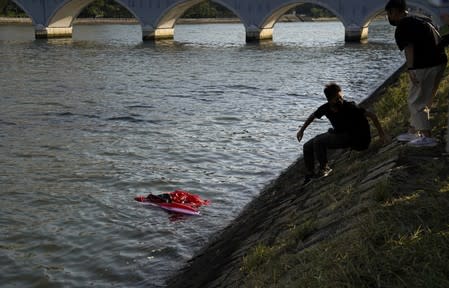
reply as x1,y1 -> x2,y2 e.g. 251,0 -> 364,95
0,21 -> 403,287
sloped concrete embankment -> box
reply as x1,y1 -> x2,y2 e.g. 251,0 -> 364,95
165,66 -> 410,288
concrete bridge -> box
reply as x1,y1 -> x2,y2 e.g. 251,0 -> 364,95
10,0 -> 447,42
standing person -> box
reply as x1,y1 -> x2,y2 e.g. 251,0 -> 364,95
386,0 -> 447,147
297,83 -> 386,184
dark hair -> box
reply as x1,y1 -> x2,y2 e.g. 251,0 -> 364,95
385,0 -> 406,11
324,83 -> 341,100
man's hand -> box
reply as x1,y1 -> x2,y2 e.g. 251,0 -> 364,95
296,113 -> 315,143
296,130 -> 304,143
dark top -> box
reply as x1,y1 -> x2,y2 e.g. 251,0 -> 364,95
395,15 -> 447,69
314,100 -> 371,150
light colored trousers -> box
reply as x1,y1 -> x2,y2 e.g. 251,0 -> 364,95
408,63 -> 446,131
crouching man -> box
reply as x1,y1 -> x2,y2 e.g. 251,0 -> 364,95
297,83 -> 386,184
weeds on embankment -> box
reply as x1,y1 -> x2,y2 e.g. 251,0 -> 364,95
240,65 -> 449,288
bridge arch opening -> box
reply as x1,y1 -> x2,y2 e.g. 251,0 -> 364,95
268,2 -> 342,29
41,0 -> 138,39
72,0 -> 141,41
151,0 -> 244,42
77,0 -> 133,19
50,0 -> 137,28
266,3 -> 345,45
1,0 -> 29,18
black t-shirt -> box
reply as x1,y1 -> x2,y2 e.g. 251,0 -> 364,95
395,15 -> 447,69
314,100 -> 371,150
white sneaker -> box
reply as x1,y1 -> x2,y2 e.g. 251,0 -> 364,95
317,166 -> 332,178
397,132 -> 420,142
407,137 -> 438,147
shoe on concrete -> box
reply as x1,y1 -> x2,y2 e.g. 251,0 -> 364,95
406,137 -> 438,147
397,132 -> 420,142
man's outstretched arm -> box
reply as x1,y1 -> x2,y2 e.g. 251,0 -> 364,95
297,113 -> 316,143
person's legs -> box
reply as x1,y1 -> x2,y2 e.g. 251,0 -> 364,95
313,132 -> 352,172
407,64 -> 445,147
409,64 -> 445,137
408,69 -> 430,135
303,132 -> 352,183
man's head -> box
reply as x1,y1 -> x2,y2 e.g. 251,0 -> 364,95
385,0 -> 407,26
324,82 -> 343,103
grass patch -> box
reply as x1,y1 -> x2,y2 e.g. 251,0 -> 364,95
373,179 -> 393,203
242,179 -> 449,287
241,244 -> 278,275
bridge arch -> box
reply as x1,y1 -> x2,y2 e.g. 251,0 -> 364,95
251,1 -> 346,42
263,1 -> 345,28
144,0 -> 243,40
148,0 -> 204,39
35,0 -> 140,38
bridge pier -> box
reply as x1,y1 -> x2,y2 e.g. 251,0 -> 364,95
344,24 -> 369,42
245,26 -> 273,42
35,25 -> 73,39
142,26 -> 174,41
